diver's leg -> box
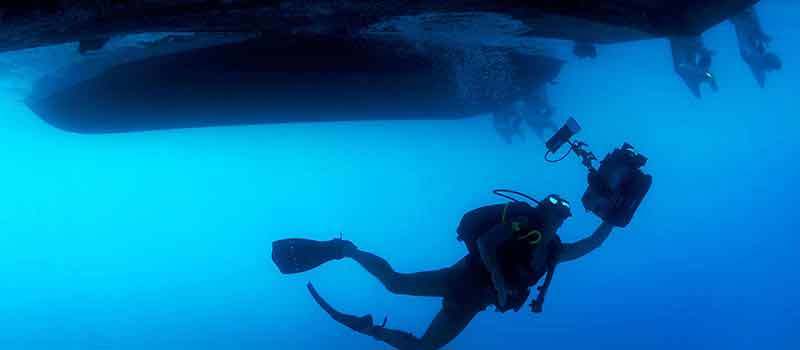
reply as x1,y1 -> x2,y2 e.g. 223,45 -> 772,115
347,248 -> 453,297
420,301 -> 481,349
371,301 -> 482,350
309,283 -> 481,350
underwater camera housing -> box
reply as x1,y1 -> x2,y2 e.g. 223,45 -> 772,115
545,117 -> 652,227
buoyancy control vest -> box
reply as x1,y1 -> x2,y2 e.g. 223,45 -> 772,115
456,201 -> 562,312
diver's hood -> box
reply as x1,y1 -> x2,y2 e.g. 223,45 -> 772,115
536,194 -> 572,228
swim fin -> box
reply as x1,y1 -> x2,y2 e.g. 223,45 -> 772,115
307,282 -> 376,332
307,283 -> 424,350
271,238 -> 351,274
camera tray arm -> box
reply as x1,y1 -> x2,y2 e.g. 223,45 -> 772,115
569,140 -> 597,171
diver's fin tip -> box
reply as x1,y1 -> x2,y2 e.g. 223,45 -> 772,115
272,238 -> 345,274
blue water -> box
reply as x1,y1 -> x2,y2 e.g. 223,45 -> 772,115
0,2 -> 798,350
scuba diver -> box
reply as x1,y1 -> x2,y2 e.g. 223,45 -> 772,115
272,193 -> 620,350
492,85 -> 557,144
523,85 -> 558,140
669,36 -> 718,98
731,7 -> 782,88
493,102 -> 526,144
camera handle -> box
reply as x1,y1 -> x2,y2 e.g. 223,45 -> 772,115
568,140 -> 598,171
543,137 -> 598,172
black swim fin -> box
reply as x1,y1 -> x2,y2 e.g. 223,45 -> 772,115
271,238 -> 350,274
307,282 -> 375,332
307,283 -> 423,350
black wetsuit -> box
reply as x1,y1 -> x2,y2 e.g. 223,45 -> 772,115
317,202 -> 614,350
341,202 -> 567,350
347,251 -> 493,349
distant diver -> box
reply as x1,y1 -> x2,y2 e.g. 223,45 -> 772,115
273,195 -> 622,350
731,7 -> 782,87
523,85 -> 558,140
492,85 -> 557,144
493,102 -> 526,144
670,35 -> 718,98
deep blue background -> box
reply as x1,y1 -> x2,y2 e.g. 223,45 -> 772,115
0,1 -> 797,349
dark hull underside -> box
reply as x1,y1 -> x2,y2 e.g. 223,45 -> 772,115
0,1 -> 759,53
27,36 -> 563,134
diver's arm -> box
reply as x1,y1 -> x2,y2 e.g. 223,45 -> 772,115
477,223 -> 514,305
477,223 -> 513,274
558,222 -> 614,263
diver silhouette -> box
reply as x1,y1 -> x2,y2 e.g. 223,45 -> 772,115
273,194 -> 622,350
731,7 -> 782,87
492,85 -> 558,144
670,36 -> 718,98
